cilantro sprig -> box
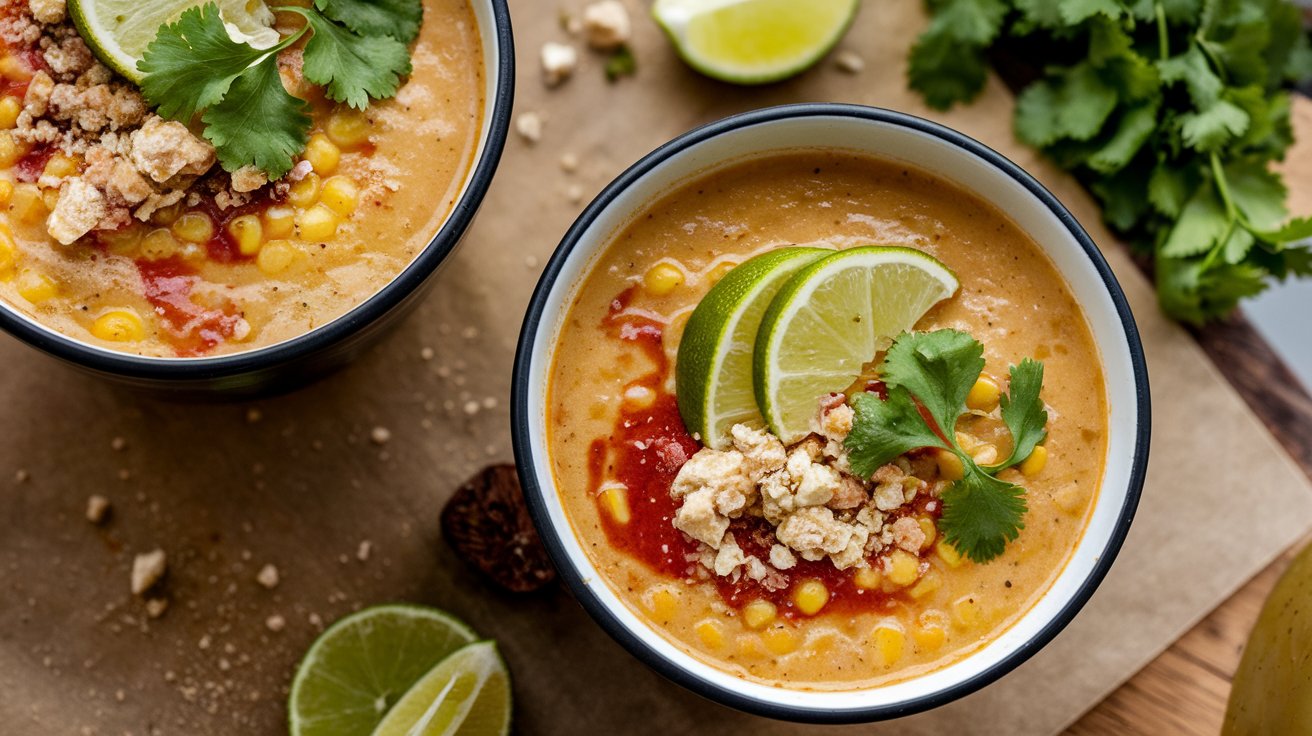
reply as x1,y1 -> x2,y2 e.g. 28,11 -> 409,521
844,330 -> 1048,563
138,0 -> 422,178
908,0 -> 1312,323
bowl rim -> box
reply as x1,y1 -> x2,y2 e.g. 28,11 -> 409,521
511,103 -> 1151,723
0,0 -> 515,378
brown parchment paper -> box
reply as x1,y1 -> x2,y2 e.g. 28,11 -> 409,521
3,1 -> 1312,734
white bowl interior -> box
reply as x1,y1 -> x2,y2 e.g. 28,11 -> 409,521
523,114 -> 1143,714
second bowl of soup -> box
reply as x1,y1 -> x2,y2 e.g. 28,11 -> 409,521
513,104 -> 1149,721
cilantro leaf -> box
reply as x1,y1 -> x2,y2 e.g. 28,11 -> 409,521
993,359 -> 1048,471
605,45 -> 637,81
1179,99 -> 1251,151
881,329 -> 983,439
1088,103 -> 1158,174
138,3 -> 271,122
1161,185 -> 1229,258
908,31 -> 990,110
845,389 -> 947,478
1148,163 -> 1191,218
1251,216 -> 1312,243
938,464 -> 1027,563
1226,160 -> 1288,231
201,54 -> 311,178
288,8 -> 411,110
313,0 -> 423,43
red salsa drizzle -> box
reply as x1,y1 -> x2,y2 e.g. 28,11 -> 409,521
15,144 -> 54,183
135,257 -> 244,356
591,285 -> 943,619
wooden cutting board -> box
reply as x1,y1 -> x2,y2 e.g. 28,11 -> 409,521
2,1 -> 1311,734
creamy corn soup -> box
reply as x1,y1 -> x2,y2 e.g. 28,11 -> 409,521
547,151 -> 1108,689
0,0 -> 483,356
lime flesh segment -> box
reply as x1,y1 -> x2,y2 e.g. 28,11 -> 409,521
68,0 -> 279,82
653,0 -> 860,85
289,604 -> 479,736
754,246 -> 959,443
370,641 -> 511,736
676,246 -> 831,448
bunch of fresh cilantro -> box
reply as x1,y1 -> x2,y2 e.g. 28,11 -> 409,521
138,0 -> 423,178
844,330 -> 1047,563
909,0 -> 1312,324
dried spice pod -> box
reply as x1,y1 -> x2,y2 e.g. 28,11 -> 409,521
441,464 -> 556,593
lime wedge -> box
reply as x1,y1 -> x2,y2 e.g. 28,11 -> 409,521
653,0 -> 860,85
69,0 -> 279,83
371,642 -> 511,736
289,604 -> 479,736
754,246 -> 959,443
676,246 -> 831,448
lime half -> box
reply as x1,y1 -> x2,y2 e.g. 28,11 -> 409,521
289,604 -> 479,736
371,641 -> 511,736
653,0 -> 860,85
754,246 -> 959,443
676,246 -> 831,448
69,0 -> 279,83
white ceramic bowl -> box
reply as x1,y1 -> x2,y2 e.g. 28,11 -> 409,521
511,104 -> 1150,722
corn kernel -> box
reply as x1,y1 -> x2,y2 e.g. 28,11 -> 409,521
872,625 -> 905,665
295,203 -> 339,242
1054,482 -> 1085,515
91,309 -> 145,342
912,620 -> 947,652
16,269 -> 56,303
908,570 -> 942,600
971,443 -> 999,466
742,600 -> 777,630
9,183 -> 46,224
101,225 -> 144,256
0,96 -> 19,129
226,214 -> 262,256
42,153 -> 80,180
645,588 -> 677,623
952,596 -> 981,628
935,449 -> 964,482
0,55 -> 32,81
325,107 -> 371,149
320,175 -> 358,216
917,517 -> 937,549
149,201 -> 184,226
854,567 -> 882,590
643,262 -> 684,296
761,626 -> 798,655
935,538 -> 964,568
171,211 -> 214,243
0,131 -> 28,168
886,549 -> 921,587
598,483 -> 631,525
0,179 -> 12,206
262,205 -> 295,238
954,431 -> 979,452
736,634 -> 765,658
694,620 -> 724,650
707,260 -> 736,284
792,579 -> 829,616
1020,445 -> 1048,477
288,172 -> 321,208
140,229 -> 179,260
0,228 -> 16,278
40,186 -> 58,211
256,239 -> 298,275
966,374 -> 1002,412
304,133 -> 341,175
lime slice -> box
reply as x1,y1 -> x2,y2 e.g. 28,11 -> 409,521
754,246 -> 959,443
371,642 -> 511,736
69,0 -> 279,83
653,0 -> 860,85
289,604 -> 479,736
676,246 -> 831,448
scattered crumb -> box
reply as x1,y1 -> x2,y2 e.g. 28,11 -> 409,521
370,426 -> 392,445
463,400 -> 481,416
265,614 -> 286,633
356,540 -> 372,562
245,408 -> 263,424
482,396 -> 498,410
835,50 -> 865,74
255,564 -> 280,590
198,634 -> 212,650
110,436 -> 127,452
525,255 -> 540,268
15,469 -> 30,483
540,41 -> 577,86
308,612 -> 324,629
86,495 -> 111,524
515,111 -> 543,144
115,689 -> 126,703
145,598 -> 168,619
582,0 -> 631,50
420,346 -> 434,361
566,183 -> 585,204
130,549 -> 167,596
559,152 -> 579,173
117,468 -> 131,481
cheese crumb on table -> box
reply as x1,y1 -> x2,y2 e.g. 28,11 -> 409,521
582,0 -> 631,50
540,42 -> 578,86
85,494 -> 110,524
835,50 -> 865,74
369,426 -> 392,445
255,564 -> 279,589
265,614 -> 286,632
515,111 -> 543,144
356,540 -> 373,562
145,598 -> 168,619
130,549 -> 167,595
